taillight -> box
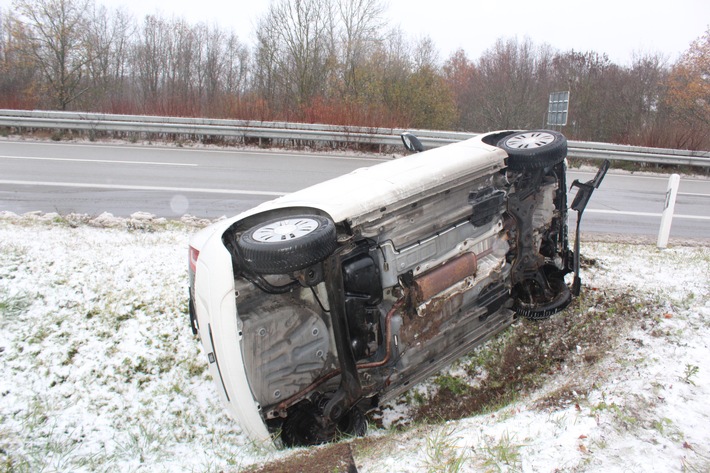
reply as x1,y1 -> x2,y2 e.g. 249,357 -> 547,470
189,246 -> 200,275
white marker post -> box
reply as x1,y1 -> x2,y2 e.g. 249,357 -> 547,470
657,173 -> 680,249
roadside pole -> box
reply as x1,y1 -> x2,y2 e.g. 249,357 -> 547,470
657,174 -> 680,249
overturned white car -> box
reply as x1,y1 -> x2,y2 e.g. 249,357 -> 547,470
187,130 -> 607,447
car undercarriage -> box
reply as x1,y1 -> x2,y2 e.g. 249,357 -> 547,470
188,130 -> 608,447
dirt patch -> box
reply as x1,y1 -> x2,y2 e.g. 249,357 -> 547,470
247,437 -> 390,473
246,443 -> 356,473
412,288 -> 658,423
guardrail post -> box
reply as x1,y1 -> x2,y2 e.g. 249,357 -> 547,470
657,173 -> 680,249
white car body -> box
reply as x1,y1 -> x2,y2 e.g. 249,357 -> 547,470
188,130 -> 606,447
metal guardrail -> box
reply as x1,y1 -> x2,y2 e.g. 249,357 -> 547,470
1,109 -> 709,167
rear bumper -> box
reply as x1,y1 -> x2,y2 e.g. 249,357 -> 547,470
191,230 -> 272,445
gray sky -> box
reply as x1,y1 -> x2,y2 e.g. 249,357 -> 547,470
7,0 -> 709,65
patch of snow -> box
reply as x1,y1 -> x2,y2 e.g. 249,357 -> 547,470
0,216 -> 707,472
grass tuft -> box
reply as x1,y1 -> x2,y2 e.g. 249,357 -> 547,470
422,424 -> 468,473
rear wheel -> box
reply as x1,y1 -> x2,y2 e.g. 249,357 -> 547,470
237,215 -> 337,274
280,403 -> 334,447
498,130 -> 567,170
337,406 -> 367,439
280,402 -> 367,447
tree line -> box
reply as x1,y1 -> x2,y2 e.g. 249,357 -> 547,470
1,0 -> 708,149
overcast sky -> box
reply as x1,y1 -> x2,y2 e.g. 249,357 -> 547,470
6,0 -> 709,65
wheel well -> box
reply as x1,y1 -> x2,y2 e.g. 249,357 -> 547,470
228,207 -> 336,236
481,130 -> 516,147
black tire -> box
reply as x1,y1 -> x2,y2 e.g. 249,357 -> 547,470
498,130 -> 567,171
280,403 -> 367,447
280,404 -> 335,447
237,215 -> 337,275
514,277 -> 572,320
337,407 -> 368,438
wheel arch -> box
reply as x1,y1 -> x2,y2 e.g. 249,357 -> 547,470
227,206 -> 340,236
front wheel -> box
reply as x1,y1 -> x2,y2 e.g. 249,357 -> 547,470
498,130 -> 567,171
514,277 -> 572,320
237,214 -> 337,275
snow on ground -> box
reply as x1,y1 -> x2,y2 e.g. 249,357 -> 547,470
0,212 -> 708,472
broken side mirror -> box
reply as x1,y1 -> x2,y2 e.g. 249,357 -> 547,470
401,132 -> 424,153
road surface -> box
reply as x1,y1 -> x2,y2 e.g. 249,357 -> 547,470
1,140 -> 708,240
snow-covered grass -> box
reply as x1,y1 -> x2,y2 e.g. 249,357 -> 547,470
0,212 -> 708,472
0,213 -> 273,472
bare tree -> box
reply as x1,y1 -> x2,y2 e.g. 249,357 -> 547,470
412,36 -> 439,70
132,14 -> 169,111
0,10 -> 5,66
0,9 -> 19,106
442,49 -> 477,130
253,12 -> 280,113
222,32 -> 249,98
611,52 -> 668,145
0,9 -> 37,107
470,37 -> 552,130
336,0 -> 385,98
552,50 -> 620,141
13,0 -> 93,110
190,24 -> 248,116
165,18 -> 199,113
253,0 -> 335,115
84,4 -> 133,110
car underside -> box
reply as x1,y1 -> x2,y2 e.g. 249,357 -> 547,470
188,130 -> 607,447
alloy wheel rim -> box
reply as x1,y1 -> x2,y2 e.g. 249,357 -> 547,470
252,218 -> 319,242
505,131 -> 555,149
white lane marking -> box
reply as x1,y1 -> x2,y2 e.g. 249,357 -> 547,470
568,171 -> 668,180
568,170 -> 710,184
0,179 -> 285,196
0,155 -> 197,166
265,153 -> 385,162
584,208 -> 710,221
0,142 -> 384,162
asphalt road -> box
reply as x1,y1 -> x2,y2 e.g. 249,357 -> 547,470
1,140 -> 709,240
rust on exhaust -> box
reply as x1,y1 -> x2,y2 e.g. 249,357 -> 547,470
412,252 -> 477,303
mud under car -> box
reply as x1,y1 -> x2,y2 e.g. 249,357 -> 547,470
187,130 -> 607,447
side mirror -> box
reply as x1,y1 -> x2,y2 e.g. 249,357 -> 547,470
400,132 -> 424,153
